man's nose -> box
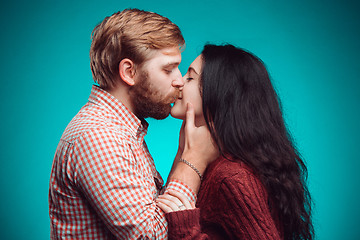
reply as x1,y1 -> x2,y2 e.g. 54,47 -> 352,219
172,70 -> 184,88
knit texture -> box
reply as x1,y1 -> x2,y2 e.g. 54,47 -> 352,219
165,155 -> 282,239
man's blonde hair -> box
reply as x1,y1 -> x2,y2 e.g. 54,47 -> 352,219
90,9 -> 185,89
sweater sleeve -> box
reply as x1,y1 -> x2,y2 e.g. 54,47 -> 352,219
165,169 -> 281,240
165,209 -> 210,240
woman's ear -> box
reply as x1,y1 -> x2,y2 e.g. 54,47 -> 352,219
119,58 -> 136,86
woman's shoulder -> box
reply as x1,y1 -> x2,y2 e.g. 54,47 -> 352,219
201,154 -> 269,206
207,154 -> 257,180
203,155 -> 265,193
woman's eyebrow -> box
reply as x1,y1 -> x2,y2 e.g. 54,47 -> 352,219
188,67 -> 199,75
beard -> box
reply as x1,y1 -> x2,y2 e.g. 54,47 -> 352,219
129,70 -> 177,120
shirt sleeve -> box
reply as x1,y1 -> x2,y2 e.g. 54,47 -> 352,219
72,127 -> 167,239
165,179 -> 197,203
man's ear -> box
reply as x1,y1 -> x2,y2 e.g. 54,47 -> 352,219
119,58 -> 136,86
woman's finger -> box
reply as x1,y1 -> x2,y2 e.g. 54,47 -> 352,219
158,194 -> 184,209
167,189 -> 194,209
156,199 -> 173,213
157,196 -> 184,211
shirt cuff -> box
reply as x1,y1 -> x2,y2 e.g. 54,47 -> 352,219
165,179 -> 197,203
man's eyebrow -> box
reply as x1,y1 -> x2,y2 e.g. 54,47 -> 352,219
163,62 -> 180,68
188,67 -> 199,75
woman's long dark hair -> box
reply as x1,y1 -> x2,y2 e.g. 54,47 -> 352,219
201,44 -> 313,240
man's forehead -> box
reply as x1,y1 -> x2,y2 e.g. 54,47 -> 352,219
146,47 -> 182,65
161,47 -> 181,56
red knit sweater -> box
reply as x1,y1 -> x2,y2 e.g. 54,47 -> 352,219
165,155 -> 282,239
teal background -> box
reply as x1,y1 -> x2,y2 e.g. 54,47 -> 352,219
0,0 -> 359,239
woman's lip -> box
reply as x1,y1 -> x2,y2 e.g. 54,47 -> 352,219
171,97 -> 181,104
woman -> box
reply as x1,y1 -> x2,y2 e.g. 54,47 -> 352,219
156,44 -> 313,239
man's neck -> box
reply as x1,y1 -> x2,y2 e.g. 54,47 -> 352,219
107,84 -> 134,114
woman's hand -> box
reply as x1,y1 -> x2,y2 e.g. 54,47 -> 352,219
156,189 -> 195,213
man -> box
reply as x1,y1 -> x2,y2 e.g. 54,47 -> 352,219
49,9 -> 217,239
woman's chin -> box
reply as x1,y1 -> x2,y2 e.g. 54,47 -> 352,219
170,110 -> 186,120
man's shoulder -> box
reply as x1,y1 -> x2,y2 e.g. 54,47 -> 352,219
60,103 -> 130,143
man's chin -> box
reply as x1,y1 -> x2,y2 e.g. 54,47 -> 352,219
147,105 -> 172,120
151,112 -> 170,120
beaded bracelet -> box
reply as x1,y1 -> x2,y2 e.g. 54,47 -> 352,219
179,158 -> 203,181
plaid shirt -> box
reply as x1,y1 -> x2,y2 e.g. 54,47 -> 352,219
49,85 -> 196,239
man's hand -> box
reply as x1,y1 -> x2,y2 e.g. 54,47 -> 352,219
181,103 -> 219,174
167,103 -> 219,194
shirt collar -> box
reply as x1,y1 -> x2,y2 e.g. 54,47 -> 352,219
88,85 -> 148,138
